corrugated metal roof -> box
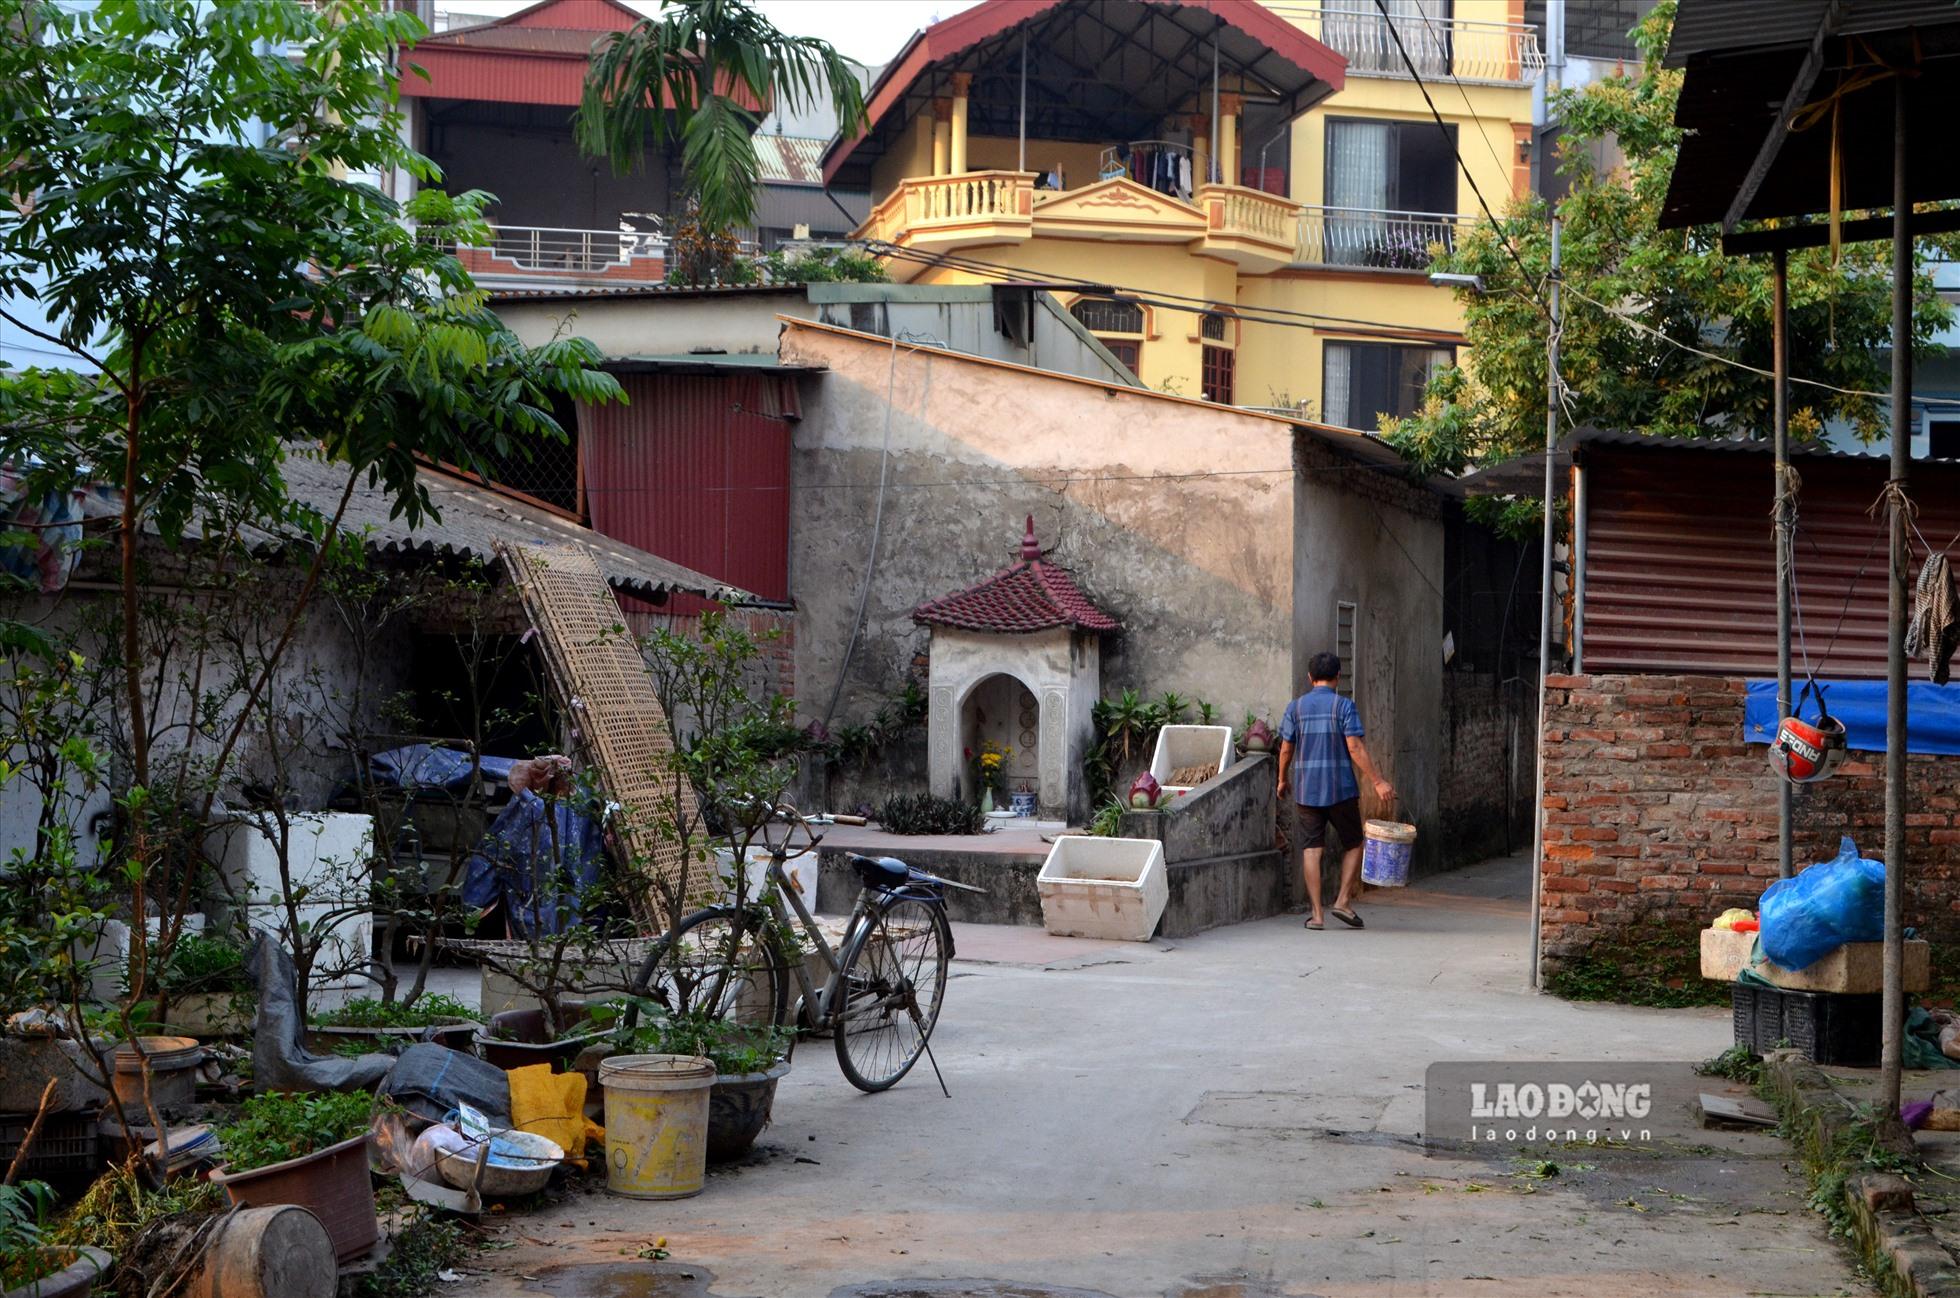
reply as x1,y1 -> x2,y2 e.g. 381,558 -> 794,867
1664,0 -> 1960,65
1578,439 -> 1960,678
605,353 -> 822,373
1457,427 -> 1885,496
486,284 -> 806,305
269,449 -> 748,603
755,135 -> 828,186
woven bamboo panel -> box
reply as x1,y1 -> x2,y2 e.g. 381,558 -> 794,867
499,542 -> 705,932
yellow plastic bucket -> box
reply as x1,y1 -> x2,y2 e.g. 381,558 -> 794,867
599,1053 -> 717,1199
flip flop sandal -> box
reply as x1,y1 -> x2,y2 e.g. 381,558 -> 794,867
1305,918 -> 1324,930
1331,908 -> 1364,929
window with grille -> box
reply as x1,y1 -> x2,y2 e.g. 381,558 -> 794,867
1071,297 -> 1144,334
1201,311 -> 1229,342
1071,297 -> 1146,378
477,392 -> 582,517
1334,601 -> 1358,701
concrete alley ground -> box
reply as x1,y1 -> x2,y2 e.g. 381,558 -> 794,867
464,859 -> 1863,1298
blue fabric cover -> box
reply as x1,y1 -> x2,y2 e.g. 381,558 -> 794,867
1744,679 -> 1960,756
369,744 -> 518,791
460,791 -> 607,936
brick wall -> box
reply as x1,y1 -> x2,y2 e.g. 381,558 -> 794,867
1539,672 -> 1960,969
1438,670 -> 1535,867
624,605 -> 797,703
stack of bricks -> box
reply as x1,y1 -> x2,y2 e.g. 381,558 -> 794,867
1539,672 -> 1960,970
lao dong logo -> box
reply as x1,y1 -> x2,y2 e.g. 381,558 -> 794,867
1469,1079 -> 1652,1143
1424,1064 -> 1665,1152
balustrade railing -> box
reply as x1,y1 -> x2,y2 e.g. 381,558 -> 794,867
1294,206 -> 1472,269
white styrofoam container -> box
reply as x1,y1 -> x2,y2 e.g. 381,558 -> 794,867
1036,836 -> 1168,942
79,913 -> 206,1001
715,846 -> 819,917
203,811 -> 375,906
209,901 -> 374,1014
1149,725 -> 1235,795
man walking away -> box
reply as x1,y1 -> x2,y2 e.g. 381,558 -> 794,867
1276,652 -> 1394,931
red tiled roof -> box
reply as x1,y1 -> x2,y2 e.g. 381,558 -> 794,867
912,517 -> 1117,635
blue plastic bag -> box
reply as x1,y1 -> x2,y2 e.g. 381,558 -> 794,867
1758,835 -> 1887,970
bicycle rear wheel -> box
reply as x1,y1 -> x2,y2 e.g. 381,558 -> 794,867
639,906 -> 790,1028
832,894 -> 950,1092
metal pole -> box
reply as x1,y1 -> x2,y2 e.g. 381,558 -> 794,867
1880,75 -> 1911,1116
1211,33 -> 1221,184
1571,461 -> 1587,672
1774,248 -> 1794,879
1527,214 -> 1561,991
1018,30 -> 1027,173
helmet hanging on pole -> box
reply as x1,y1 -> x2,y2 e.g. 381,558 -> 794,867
1771,679 -> 1847,784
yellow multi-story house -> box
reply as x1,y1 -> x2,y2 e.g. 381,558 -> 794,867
822,0 -> 1540,429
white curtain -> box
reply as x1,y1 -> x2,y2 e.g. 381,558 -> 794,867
1326,121 -> 1392,264
1323,343 -> 1353,429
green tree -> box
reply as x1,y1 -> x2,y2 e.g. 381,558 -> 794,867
1385,0 -> 1953,495
576,0 -> 869,237
0,0 -> 620,1142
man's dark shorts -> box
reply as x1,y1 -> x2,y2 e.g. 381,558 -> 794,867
1297,797 -> 1363,849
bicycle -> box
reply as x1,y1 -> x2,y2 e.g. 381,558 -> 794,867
625,803 -> 984,1093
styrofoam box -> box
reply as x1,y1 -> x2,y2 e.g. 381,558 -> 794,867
715,846 -> 819,918
1149,725 -> 1235,795
215,902 -> 374,1013
204,812 -> 375,906
1036,836 -> 1168,942
79,913 -> 205,1001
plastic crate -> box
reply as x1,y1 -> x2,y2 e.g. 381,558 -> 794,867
1731,983 -> 1886,1066
0,1110 -> 100,1177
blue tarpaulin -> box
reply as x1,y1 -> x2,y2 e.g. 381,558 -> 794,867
1744,679 -> 1960,756
369,744 -> 517,792
460,791 -> 608,936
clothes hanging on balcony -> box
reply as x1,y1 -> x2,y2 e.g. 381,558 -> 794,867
1116,144 -> 1191,202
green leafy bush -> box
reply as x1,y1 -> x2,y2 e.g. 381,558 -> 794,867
876,793 -> 984,836
312,994 -> 476,1029
220,1090 -> 375,1173
0,1181 -> 55,1291
615,1007 -> 793,1078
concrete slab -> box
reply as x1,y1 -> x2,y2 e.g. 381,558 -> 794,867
451,864 -> 1862,1298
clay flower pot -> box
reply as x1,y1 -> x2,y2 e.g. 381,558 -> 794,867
706,1058 -> 790,1162
2,1246 -> 111,1298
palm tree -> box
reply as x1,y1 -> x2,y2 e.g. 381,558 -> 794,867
576,0 -> 868,239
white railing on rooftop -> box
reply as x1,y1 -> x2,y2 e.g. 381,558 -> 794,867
1294,205 -> 1472,269
482,224 -> 666,274
1270,4 -> 1545,85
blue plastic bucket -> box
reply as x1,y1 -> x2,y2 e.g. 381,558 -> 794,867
1361,819 -> 1416,887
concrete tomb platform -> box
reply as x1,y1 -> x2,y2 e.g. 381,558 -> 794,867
814,755 -> 1291,938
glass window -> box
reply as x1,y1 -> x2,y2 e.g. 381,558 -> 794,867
1201,344 -> 1235,405
1323,341 -> 1454,430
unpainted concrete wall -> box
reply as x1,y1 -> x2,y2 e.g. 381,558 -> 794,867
782,321 -> 1306,820
1290,436 -> 1447,869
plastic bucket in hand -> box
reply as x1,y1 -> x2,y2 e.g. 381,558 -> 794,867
1361,819 -> 1416,888
599,1054 -> 716,1199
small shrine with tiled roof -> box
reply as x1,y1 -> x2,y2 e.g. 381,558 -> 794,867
913,518 -> 1116,821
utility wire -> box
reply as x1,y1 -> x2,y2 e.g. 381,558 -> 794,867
1373,0 -> 1548,314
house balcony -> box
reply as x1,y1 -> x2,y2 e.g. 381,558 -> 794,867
448,224 -> 670,290
1272,5 -> 1545,86
859,171 -> 1035,252
859,172 -> 1303,272
1293,206 -> 1472,271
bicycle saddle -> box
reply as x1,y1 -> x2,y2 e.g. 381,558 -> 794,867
847,853 -> 911,889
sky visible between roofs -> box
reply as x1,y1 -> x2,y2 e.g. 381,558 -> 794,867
436,0 -> 985,69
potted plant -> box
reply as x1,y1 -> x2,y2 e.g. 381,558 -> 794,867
210,1090 -> 379,1261
306,994 -> 480,1053
611,1007 -> 794,1162
0,1182 -> 110,1298
477,999 -> 611,1071
138,933 -> 255,1038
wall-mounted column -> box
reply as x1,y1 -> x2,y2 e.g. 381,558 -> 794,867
1218,94 -> 1241,187
1189,113 -> 1210,193
932,99 -> 952,176
950,73 -> 972,175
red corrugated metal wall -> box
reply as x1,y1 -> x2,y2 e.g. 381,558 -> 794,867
1581,444 -> 1960,679
580,372 -> 796,605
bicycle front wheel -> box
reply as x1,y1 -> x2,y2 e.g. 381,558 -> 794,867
641,905 -> 790,1029
832,894 -> 950,1092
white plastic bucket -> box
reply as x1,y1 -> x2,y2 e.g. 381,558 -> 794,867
1361,819 -> 1416,888
599,1054 -> 716,1199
